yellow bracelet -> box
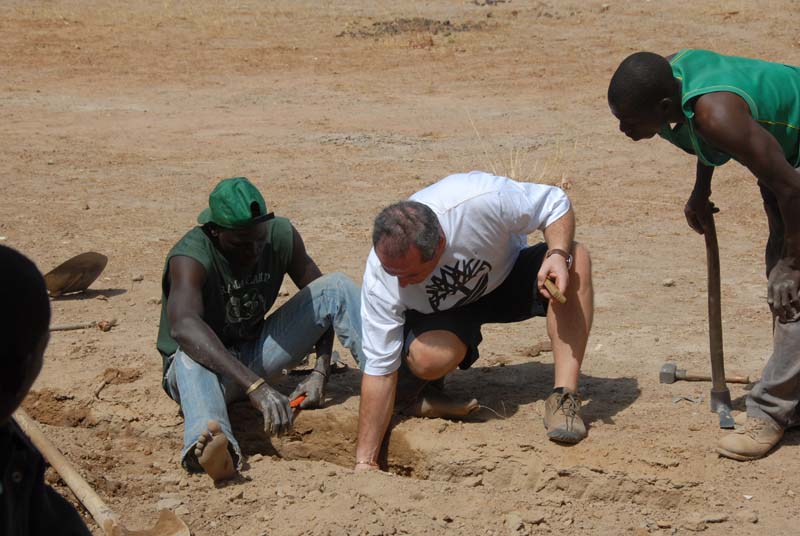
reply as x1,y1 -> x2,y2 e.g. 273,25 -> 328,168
246,377 -> 266,395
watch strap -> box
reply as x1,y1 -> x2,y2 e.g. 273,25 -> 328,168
545,248 -> 573,269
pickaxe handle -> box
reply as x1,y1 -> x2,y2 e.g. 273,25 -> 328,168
50,321 -> 97,332
703,213 -> 728,392
13,409 -> 120,533
13,412 -> 192,535
702,211 -> 734,428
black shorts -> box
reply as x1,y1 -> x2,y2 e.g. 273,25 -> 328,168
403,243 -> 549,370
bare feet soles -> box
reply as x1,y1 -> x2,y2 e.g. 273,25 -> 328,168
194,420 -> 236,482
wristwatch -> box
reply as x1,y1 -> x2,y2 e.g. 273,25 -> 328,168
545,248 -> 573,270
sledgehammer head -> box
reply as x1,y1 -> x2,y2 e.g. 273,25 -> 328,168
659,363 -> 678,384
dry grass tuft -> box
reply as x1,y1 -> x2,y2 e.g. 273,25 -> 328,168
467,112 -> 583,189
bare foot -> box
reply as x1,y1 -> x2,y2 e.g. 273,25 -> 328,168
194,420 -> 236,482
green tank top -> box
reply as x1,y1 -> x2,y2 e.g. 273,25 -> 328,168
156,218 -> 294,382
658,49 -> 800,167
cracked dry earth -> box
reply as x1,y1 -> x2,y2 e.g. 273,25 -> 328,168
2,0 -> 800,534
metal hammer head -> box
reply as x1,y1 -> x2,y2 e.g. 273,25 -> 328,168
659,363 -> 677,384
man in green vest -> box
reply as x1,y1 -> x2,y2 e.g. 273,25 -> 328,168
608,49 -> 800,460
157,177 -> 364,481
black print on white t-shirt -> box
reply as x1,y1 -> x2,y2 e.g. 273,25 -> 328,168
426,258 -> 492,312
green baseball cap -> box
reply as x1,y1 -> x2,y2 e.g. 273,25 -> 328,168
197,177 -> 274,229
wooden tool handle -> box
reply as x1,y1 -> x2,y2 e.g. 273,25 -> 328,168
726,374 -> 751,384
13,409 -> 120,533
679,372 -> 710,382
678,371 -> 751,384
543,278 -> 566,304
50,321 -> 97,332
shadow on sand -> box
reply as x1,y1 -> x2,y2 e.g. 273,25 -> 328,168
420,360 -> 640,426
227,358 -> 640,471
50,288 -> 127,301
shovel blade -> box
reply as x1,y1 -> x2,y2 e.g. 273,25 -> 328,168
44,252 -> 108,297
109,510 -> 191,536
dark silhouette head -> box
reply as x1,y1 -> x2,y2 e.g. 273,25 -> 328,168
0,246 -> 51,422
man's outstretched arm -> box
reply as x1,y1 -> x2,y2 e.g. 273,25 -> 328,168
694,91 -> 800,318
354,371 -> 397,471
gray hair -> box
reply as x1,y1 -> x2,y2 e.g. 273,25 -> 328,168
372,201 -> 441,261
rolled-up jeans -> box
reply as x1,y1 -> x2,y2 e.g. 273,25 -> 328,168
164,272 -> 363,472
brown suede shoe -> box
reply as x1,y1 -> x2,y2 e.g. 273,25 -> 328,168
543,389 -> 587,444
398,383 -> 480,419
733,411 -> 747,427
717,417 -> 783,461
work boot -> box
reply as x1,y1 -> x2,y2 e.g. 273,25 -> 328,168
717,417 -> 784,461
543,389 -> 587,444
733,411 -> 750,427
394,362 -> 429,414
401,382 -> 480,418
395,365 -> 479,419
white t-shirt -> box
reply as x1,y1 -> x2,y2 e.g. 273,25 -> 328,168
361,171 -> 571,376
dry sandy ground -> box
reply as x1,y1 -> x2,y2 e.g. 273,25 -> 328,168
2,0 -> 800,534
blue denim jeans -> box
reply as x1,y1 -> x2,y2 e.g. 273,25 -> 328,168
164,272 -> 363,472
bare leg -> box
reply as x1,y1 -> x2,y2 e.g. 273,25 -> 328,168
407,331 -> 465,380
194,420 -> 236,482
548,243 -> 593,391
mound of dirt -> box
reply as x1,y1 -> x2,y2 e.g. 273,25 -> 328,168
95,367 -> 142,386
23,389 -> 93,428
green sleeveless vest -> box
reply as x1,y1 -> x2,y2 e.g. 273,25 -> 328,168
659,49 -> 800,167
156,218 -> 294,381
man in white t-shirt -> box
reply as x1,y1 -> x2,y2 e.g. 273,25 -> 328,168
354,171 -> 594,471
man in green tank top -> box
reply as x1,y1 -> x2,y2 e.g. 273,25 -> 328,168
157,177 -> 364,481
608,50 -> 800,460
